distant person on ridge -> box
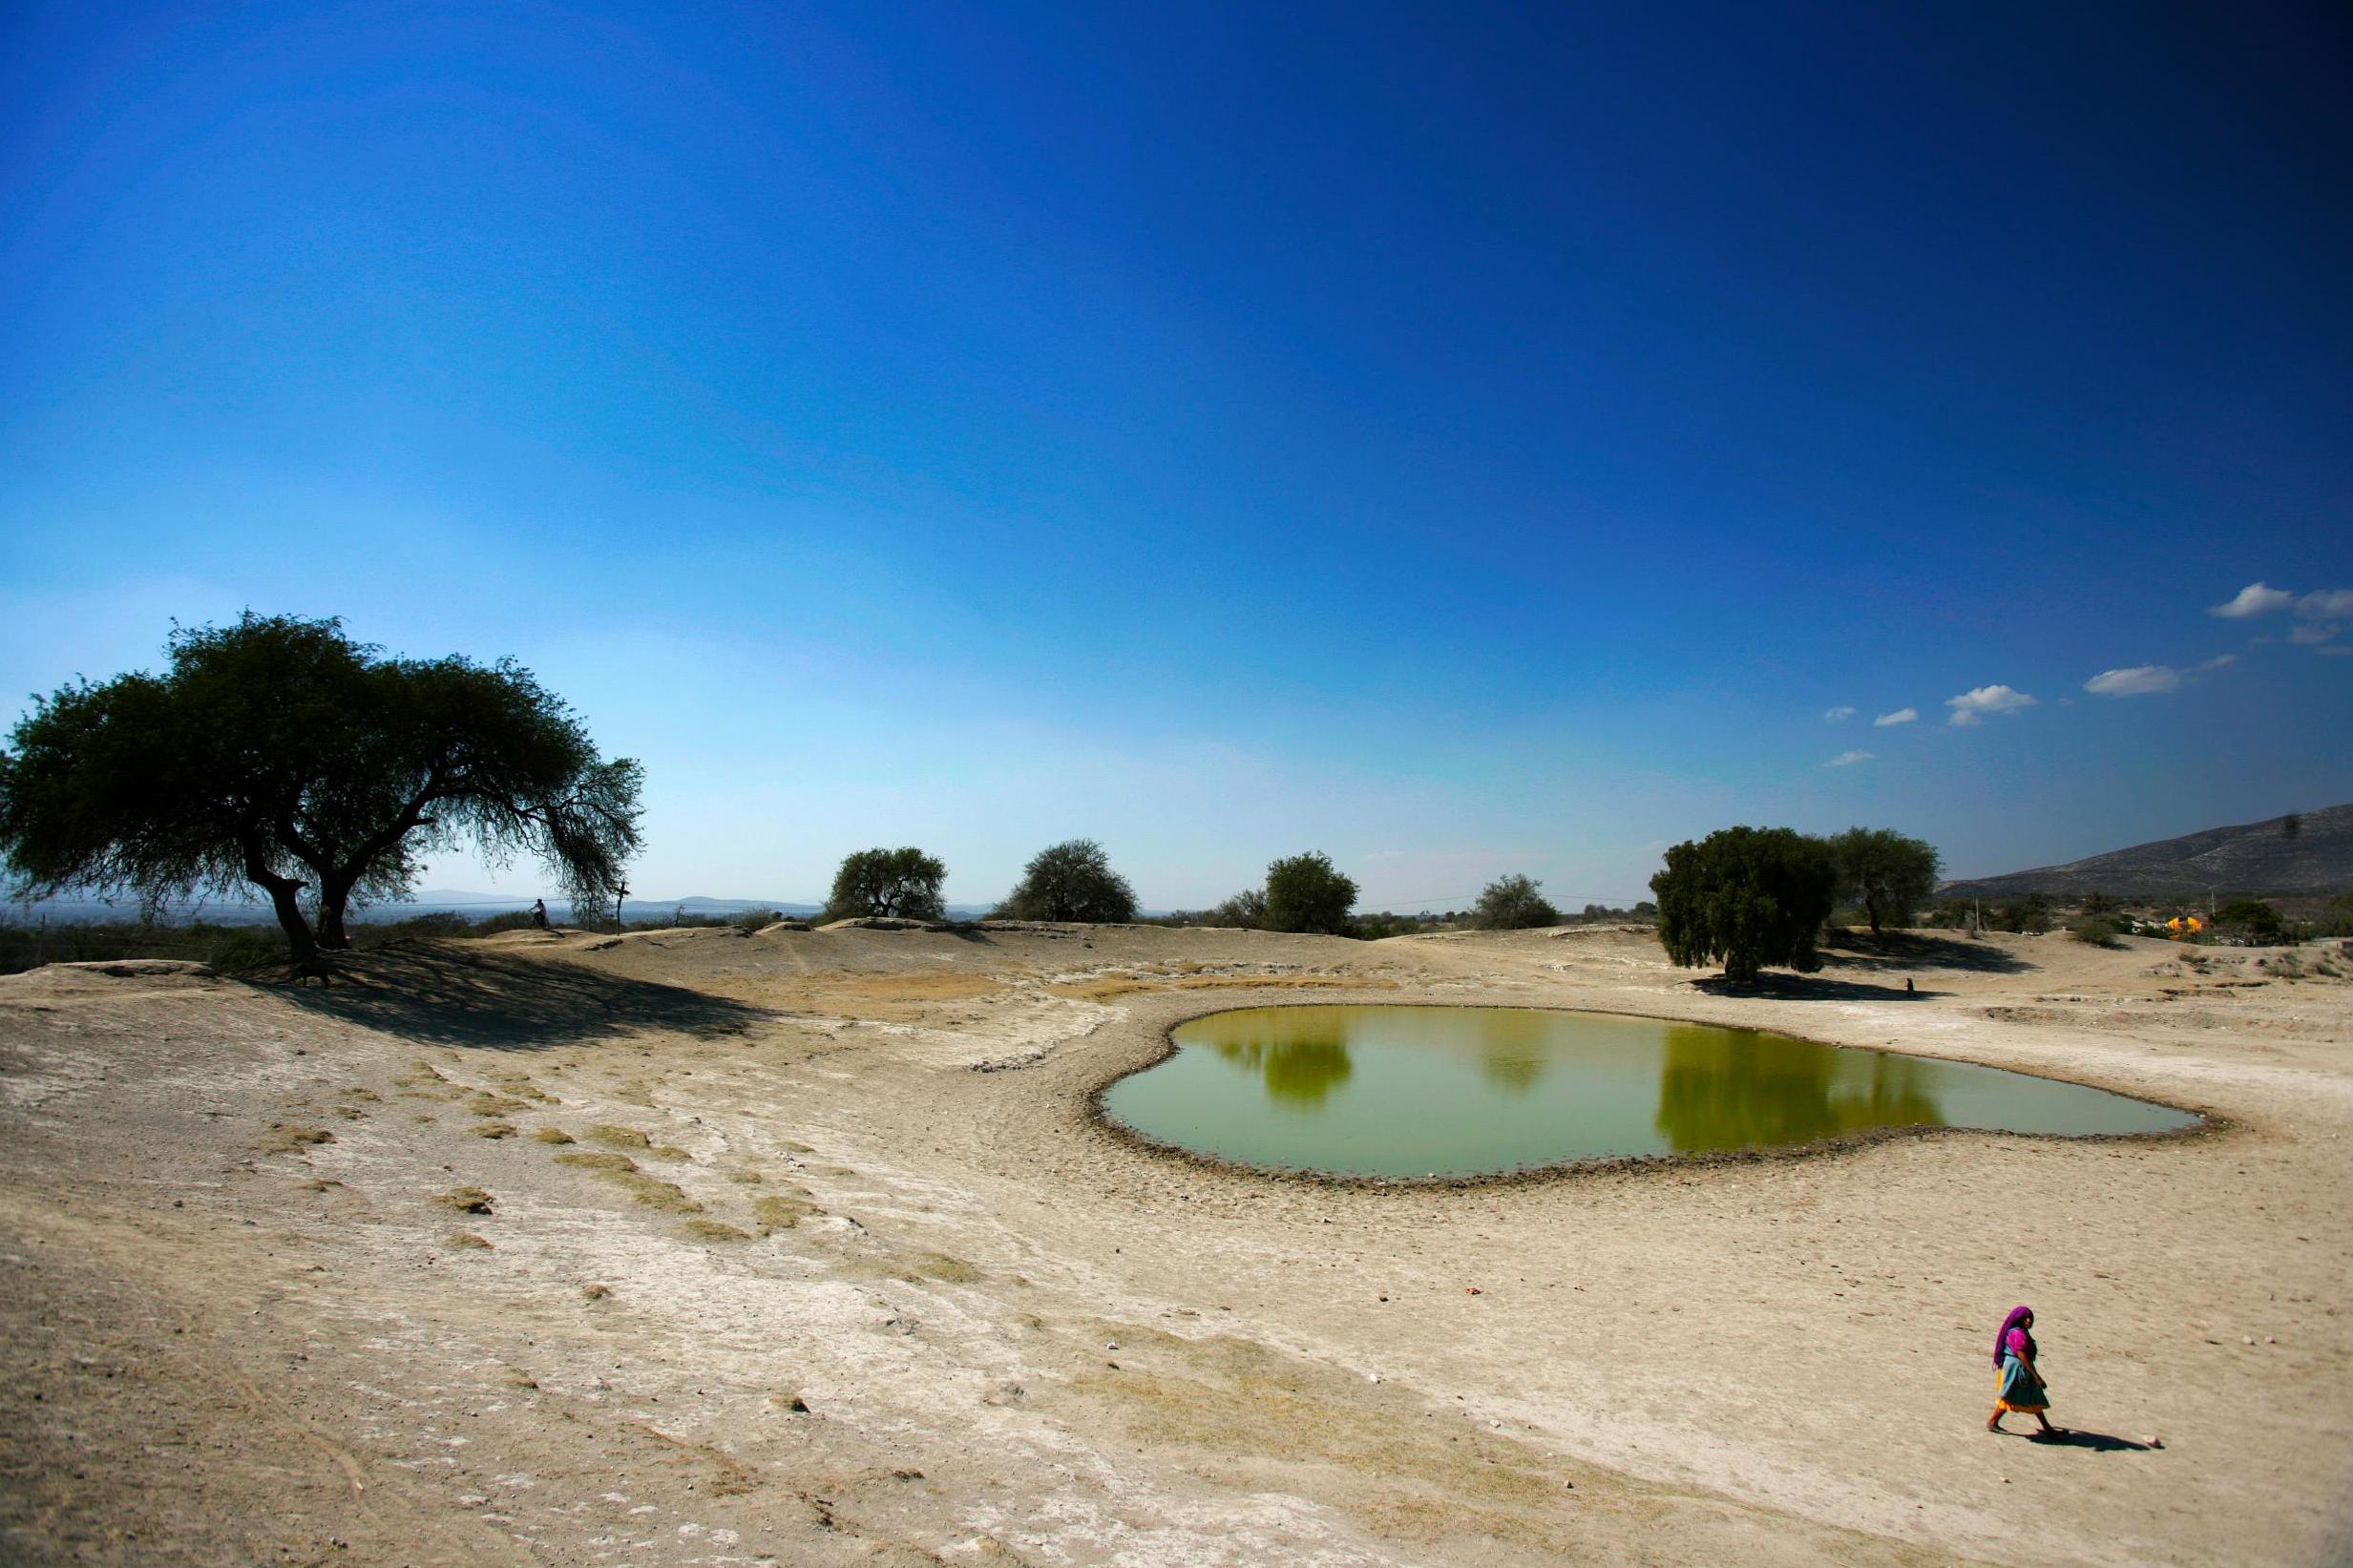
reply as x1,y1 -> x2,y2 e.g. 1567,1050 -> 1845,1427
531,898 -> 549,930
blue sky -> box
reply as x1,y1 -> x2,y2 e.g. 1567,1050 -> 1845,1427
4,1 -> 2349,909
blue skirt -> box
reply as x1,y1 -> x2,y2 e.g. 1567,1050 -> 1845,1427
1997,1354 -> 2047,1411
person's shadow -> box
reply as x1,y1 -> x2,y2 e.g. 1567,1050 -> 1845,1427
2002,1428 -> 2158,1453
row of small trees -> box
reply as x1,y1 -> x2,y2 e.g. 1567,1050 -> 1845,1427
1650,826 -> 1941,983
0,617 -> 1946,973
822,840 -> 1142,925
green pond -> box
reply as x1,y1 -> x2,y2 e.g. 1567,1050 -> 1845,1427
1100,1005 -> 2197,1178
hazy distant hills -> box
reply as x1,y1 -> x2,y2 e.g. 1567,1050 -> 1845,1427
1942,804 -> 2353,900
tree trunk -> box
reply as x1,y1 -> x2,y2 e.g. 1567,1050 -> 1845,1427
241,839 -> 318,963
255,872 -> 318,962
317,873 -> 353,950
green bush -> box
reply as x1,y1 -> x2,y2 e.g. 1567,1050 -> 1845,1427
2069,916 -> 2124,949
1474,874 -> 1560,930
1262,852 -> 1358,936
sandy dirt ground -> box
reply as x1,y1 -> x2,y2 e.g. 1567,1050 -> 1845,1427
2,920 -> 2348,1567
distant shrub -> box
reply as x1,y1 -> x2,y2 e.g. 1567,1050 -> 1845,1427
998,840 -> 1139,924
2069,917 -> 2124,949
1993,894 -> 2052,934
353,909 -> 475,945
469,909 -> 542,935
1355,910 -> 1438,939
1261,852 -> 1357,936
202,924 -> 288,971
0,916 -> 287,975
1474,874 -> 1560,930
732,909 -> 782,933
2213,899 -> 2285,943
1210,889 -> 1268,929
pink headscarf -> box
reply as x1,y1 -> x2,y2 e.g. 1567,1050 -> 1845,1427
1993,1305 -> 2034,1369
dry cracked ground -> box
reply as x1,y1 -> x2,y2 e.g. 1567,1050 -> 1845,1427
2,920 -> 2349,1567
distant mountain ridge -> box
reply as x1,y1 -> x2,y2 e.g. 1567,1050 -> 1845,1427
1942,803 -> 2353,899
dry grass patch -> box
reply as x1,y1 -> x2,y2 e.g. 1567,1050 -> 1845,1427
911,1251 -> 981,1284
554,1150 -> 639,1173
681,1219 -> 752,1243
1050,972 -> 1397,1001
472,1121 -> 517,1139
446,1231 -> 493,1250
584,1123 -> 652,1149
431,1186 -> 494,1215
612,1172 -> 702,1213
467,1091 -> 529,1118
392,1061 -> 456,1098
724,1169 -> 766,1184
648,1144 -> 693,1162
252,1123 -> 333,1154
752,1193 -> 820,1231
532,1126 -> 575,1144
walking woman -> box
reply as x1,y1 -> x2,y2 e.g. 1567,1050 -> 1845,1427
1987,1305 -> 2060,1436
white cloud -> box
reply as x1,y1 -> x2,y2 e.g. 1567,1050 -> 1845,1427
1823,705 -> 1856,721
2196,653 -> 2238,670
2084,665 -> 2181,697
2299,589 -> 2353,618
1945,684 -> 2037,725
1824,750 -> 1873,767
1873,707 -> 1918,727
2210,582 -> 2296,618
2319,645 -> 2353,659
2290,622 -> 2341,646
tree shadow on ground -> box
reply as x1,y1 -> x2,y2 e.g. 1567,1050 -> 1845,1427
1691,974 -> 1948,1003
1819,931 -> 2038,975
255,944 -> 780,1050
2004,1428 -> 2158,1453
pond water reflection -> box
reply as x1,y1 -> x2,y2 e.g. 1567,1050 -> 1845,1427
1103,1005 -> 2195,1179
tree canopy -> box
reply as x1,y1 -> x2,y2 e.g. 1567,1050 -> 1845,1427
1825,826 -> 1943,937
1650,826 -> 1837,983
1261,851 -> 1357,935
0,614 -> 641,963
1210,887 -> 1268,928
2213,898 -> 2283,940
827,847 -> 947,921
998,839 -> 1137,923
1473,873 -> 1561,930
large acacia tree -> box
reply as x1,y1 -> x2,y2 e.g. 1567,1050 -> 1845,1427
998,839 -> 1137,923
0,614 -> 642,962
827,847 -> 948,921
1650,826 -> 1837,983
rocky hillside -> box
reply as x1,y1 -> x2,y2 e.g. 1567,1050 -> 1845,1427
1943,803 -> 2353,899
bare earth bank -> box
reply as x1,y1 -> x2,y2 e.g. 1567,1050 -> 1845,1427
2,924 -> 2347,1567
